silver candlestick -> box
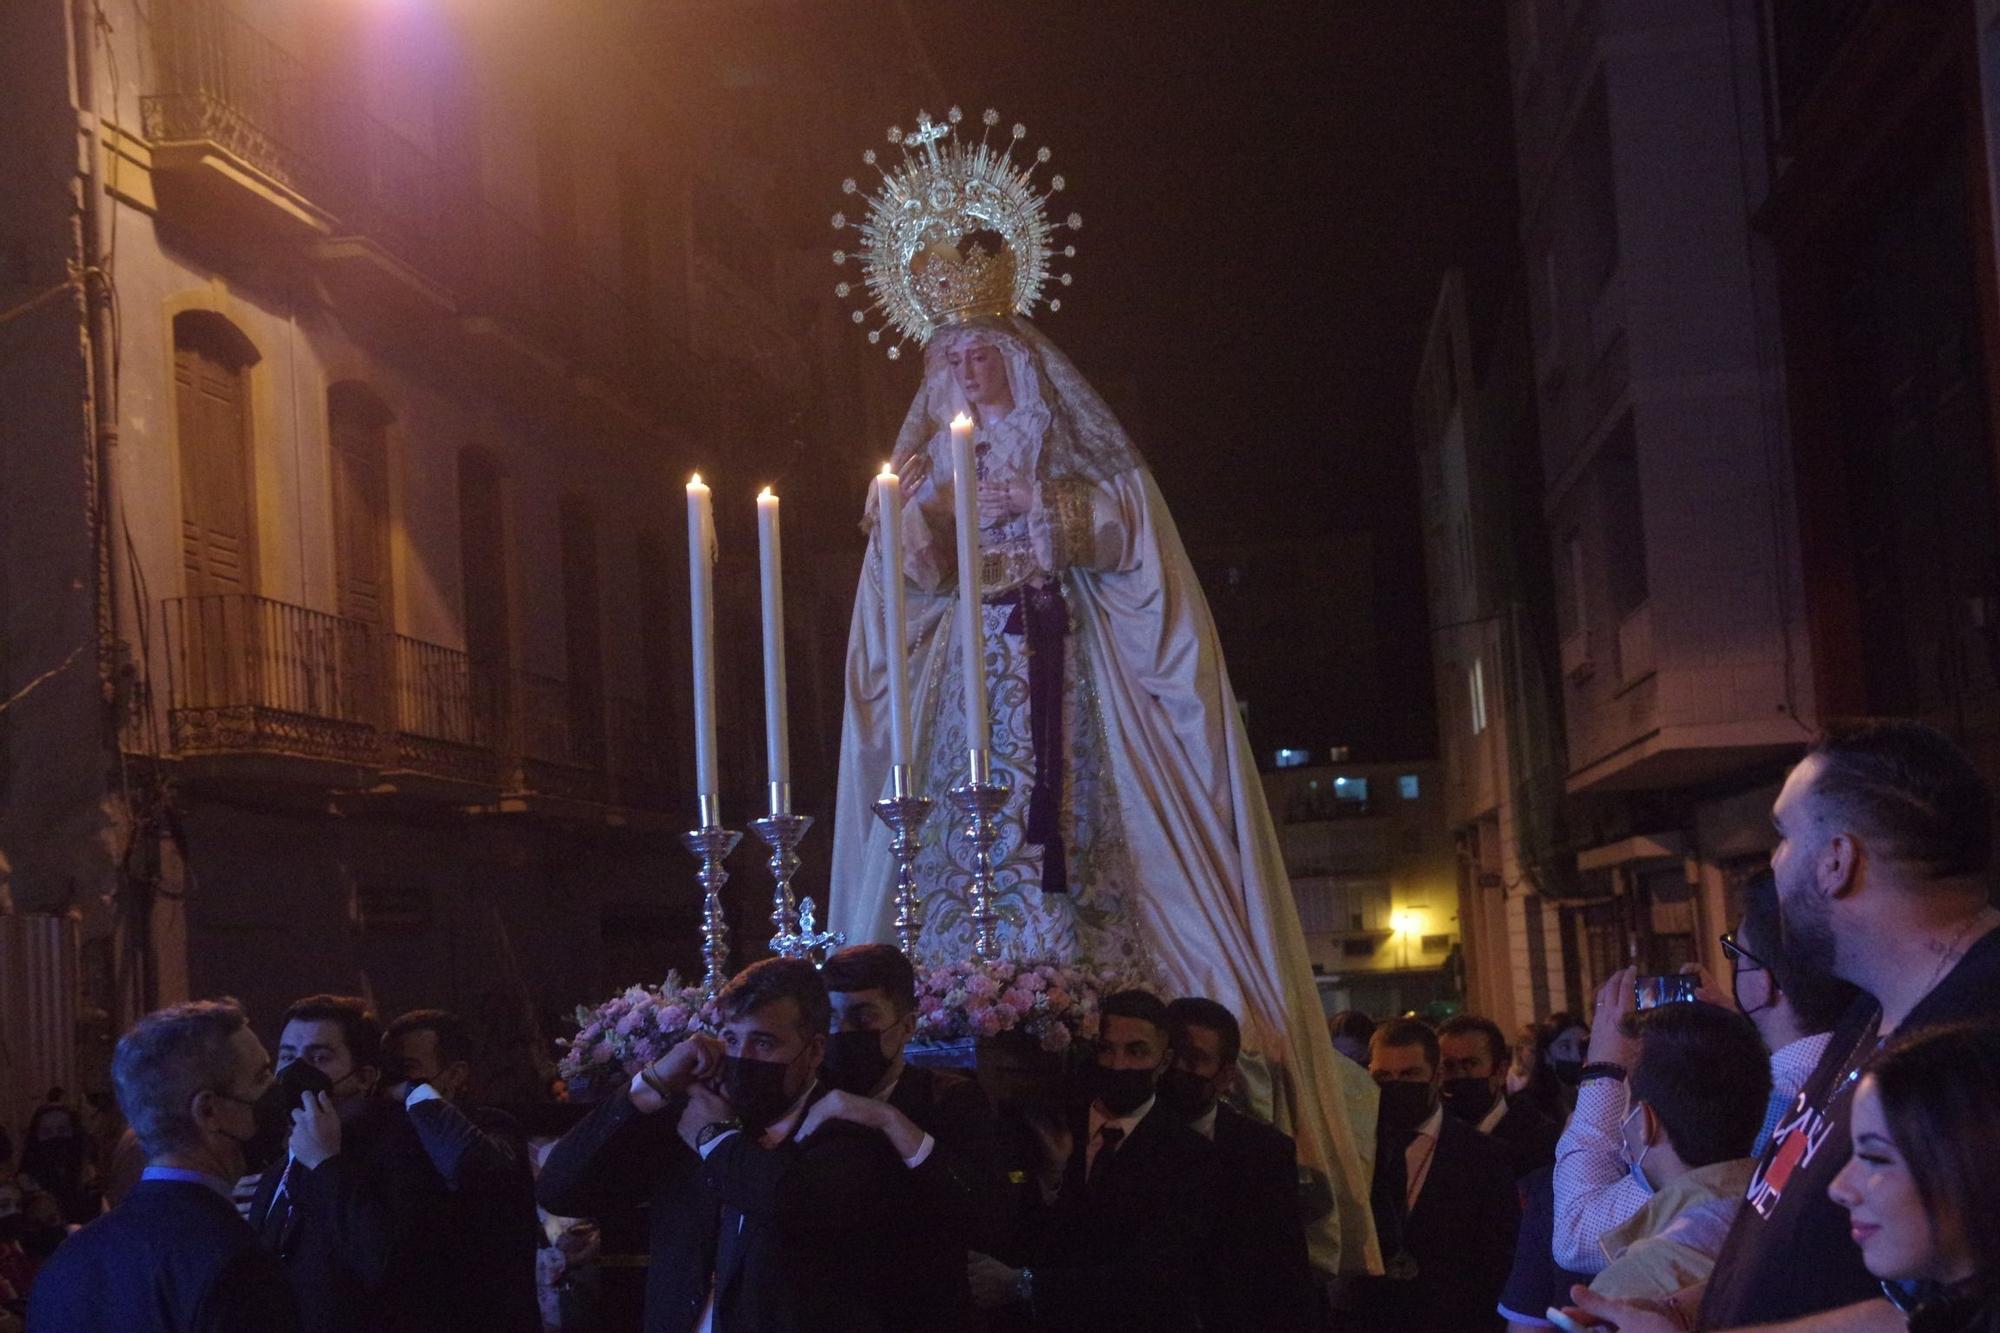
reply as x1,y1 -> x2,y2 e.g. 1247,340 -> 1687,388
748,804 -> 814,959
871,763 -> 937,958
947,749 -> 1011,962
683,796 -> 742,1001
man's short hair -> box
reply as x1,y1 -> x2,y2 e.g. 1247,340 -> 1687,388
820,944 -> 917,1015
1737,869 -> 1861,1034
1808,719 -> 1992,879
1098,988 -> 1170,1036
1328,1010 -> 1376,1045
1165,996 -> 1241,1066
1625,1002 -> 1770,1168
717,957 -> 830,1042
113,999 -> 252,1158
281,994 -> 383,1070
383,1008 -> 475,1069
1437,1014 -> 1509,1069
1371,1017 -> 1441,1072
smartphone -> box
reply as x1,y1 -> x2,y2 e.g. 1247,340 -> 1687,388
1634,973 -> 1700,1009
1545,1306 -> 1608,1333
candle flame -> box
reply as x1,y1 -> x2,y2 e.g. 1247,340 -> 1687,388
951,412 -> 973,429
880,462 -> 893,476
759,486 -> 774,499
689,472 -> 704,487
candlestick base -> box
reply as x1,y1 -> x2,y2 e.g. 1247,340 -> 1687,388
682,823 -> 743,1001
748,811 -> 817,959
871,791 -> 937,958
946,772 -> 1011,962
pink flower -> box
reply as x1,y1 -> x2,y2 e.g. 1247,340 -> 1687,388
577,1023 -> 603,1044
971,1008 -> 1009,1038
1001,987 -> 1033,1011
963,973 -> 998,998
1041,1025 -> 1072,1053
615,1009 -> 646,1037
588,1040 -> 613,1066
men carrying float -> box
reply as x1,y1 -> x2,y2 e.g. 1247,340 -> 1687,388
536,959 -> 914,1333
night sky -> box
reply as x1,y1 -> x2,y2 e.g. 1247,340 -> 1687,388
696,2 -> 1520,762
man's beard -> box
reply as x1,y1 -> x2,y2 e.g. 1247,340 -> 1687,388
1778,866 -> 1839,985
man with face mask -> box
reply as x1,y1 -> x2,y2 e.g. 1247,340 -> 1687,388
26,998 -> 301,1332
537,957 -> 909,1332
964,988 -> 1219,1332
1439,1014 -> 1561,1180
378,1009 -> 541,1333
248,994 -> 449,1333
1334,1018 -> 1517,1332
1162,996 -> 1316,1333
792,945 -> 996,1326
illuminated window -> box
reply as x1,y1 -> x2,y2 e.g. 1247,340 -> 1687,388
1274,747 -> 1311,769
1333,776 -> 1368,804
1469,658 -> 1489,735
1398,774 -> 1420,800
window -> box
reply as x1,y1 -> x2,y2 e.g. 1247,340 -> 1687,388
328,383 -> 393,628
1333,775 -> 1369,804
1274,747 -> 1312,769
1398,774 -> 1421,800
456,448 -> 511,724
172,311 -> 260,598
1469,657 -> 1489,735
1342,938 -> 1378,959
1421,934 -> 1451,953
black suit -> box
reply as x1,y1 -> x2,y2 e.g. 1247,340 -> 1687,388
27,1177 -> 300,1333
886,1063 -> 1000,1324
1486,1099 -> 1560,1180
1015,1099 -> 1220,1333
249,1097 -> 451,1333
404,1096 -> 542,1332
1204,1104 -> 1317,1332
535,1083 -> 912,1333
1338,1114 -> 1520,1332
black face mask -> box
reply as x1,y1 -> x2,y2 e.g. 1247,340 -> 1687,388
235,1061 -> 334,1174
1376,1080 -> 1438,1136
1550,1058 -> 1584,1087
1155,1067 -> 1215,1122
820,1029 -> 894,1096
1087,1062 -> 1159,1117
1440,1077 -> 1498,1124
720,1056 -> 798,1132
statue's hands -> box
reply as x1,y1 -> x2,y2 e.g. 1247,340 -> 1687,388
977,478 -> 1033,526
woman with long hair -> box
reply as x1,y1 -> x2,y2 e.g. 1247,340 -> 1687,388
1829,1022 -> 2000,1332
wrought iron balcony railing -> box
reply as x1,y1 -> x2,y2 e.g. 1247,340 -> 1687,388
163,593 -> 380,765
142,2 -> 325,195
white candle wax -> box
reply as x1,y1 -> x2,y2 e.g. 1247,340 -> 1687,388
949,414 -> 989,760
875,465 -> 912,769
686,474 -> 719,806
756,488 -> 790,805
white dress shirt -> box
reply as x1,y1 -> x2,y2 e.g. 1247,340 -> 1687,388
1085,1095 -> 1156,1177
1476,1091 -> 1509,1137
1403,1104 -> 1444,1212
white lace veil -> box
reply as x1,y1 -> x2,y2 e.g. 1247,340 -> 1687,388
887,316 -> 1144,484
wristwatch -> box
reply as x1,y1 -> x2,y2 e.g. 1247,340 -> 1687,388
695,1118 -> 742,1150
1578,1061 -> 1627,1084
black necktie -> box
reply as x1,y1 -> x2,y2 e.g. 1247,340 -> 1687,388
1088,1126 -> 1125,1187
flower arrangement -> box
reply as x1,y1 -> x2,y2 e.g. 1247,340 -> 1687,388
555,971 -> 717,1093
555,958 -> 1146,1090
912,957 -> 1144,1053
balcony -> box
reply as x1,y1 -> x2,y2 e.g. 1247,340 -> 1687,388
141,4 -> 334,240
141,3 -> 709,432
156,595 -> 669,814
163,593 -> 380,773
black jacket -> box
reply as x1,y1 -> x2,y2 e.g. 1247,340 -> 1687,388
1487,1098 -> 1561,1180
1018,1099 -> 1221,1333
1203,1104 -> 1317,1332
404,1097 -> 542,1333
29,1177 -> 300,1333
249,1097 -> 451,1333
1339,1114 -> 1520,1332
535,1083 -> 912,1333
887,1063 -> 1001,1324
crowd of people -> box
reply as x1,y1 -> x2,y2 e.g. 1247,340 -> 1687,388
7,718 -> 1999,1332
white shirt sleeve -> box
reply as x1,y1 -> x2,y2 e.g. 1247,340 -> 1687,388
404,1083 -> 443,1107
1551,1079 -> 1652,1273
902,1133 -> 936,1170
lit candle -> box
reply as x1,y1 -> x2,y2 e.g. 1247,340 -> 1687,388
756,487 -> 790,812
950,413 -> 989,763
686,473 -> 719,816
875,464 -> 912,771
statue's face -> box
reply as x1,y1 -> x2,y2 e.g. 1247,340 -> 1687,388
946,339 -> 1013,412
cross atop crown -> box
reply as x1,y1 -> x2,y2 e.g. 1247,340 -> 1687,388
907,111 -> 951,148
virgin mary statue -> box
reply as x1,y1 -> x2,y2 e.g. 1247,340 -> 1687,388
826,109 -> 1376,1274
